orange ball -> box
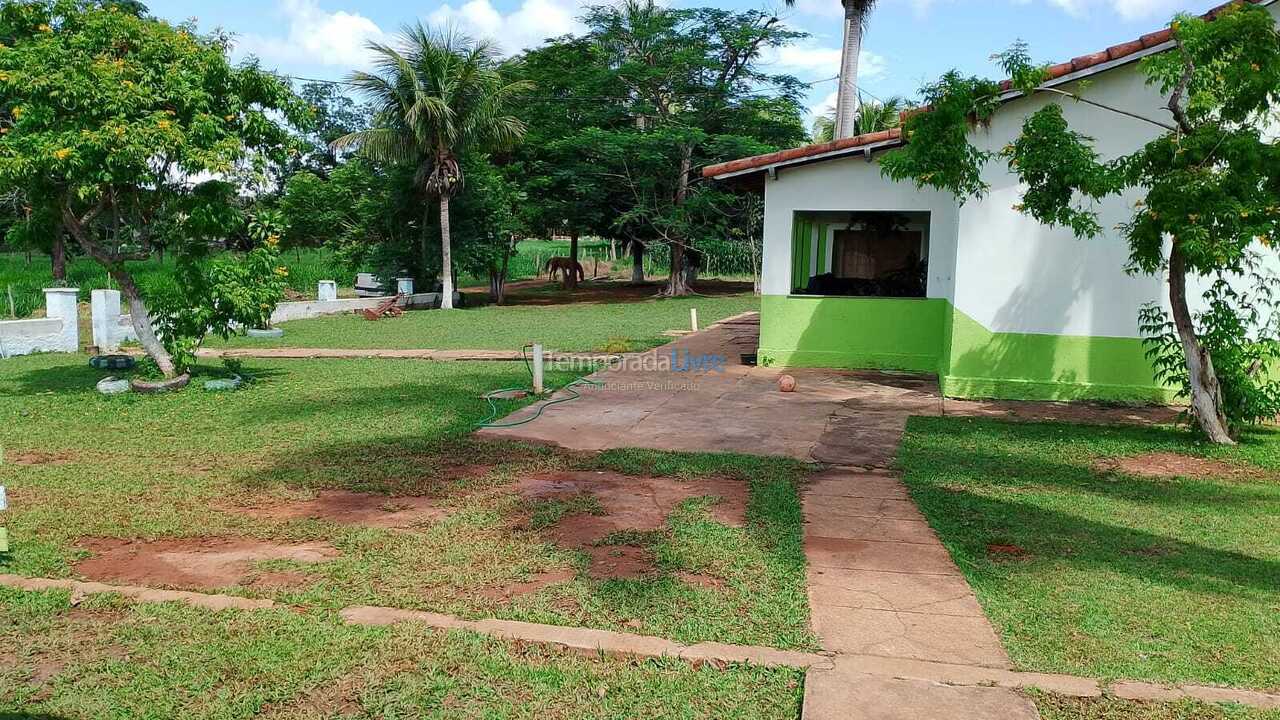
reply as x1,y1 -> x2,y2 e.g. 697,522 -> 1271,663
777,375 -> 797,393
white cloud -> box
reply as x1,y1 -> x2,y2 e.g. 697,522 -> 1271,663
1049,0 -> 1184,20
809,89 -> 839,119
237,0 -> 388,69
848,0 -> 1187,21
767,43 -> 888,83
428,0 -> 586,55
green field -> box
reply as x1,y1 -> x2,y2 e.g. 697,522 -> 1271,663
0,351 -> 812,651
1,587 -> 804,719
898,416 -> 1280,690
211,292 -> 759,353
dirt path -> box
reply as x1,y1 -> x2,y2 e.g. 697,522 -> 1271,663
478,314 -> 1182,719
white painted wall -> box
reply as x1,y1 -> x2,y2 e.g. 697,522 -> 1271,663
0,288 -> 80,358
762,0 -> 1280,341
761,158 -> 959,300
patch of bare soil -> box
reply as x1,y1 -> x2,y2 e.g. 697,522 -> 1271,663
479,570 -> 577,601
515,471 -> 748,580
1095,452 -> 1262,480
74,537 -> 340,591
674,571 -> 726,589
945,398 -> 1180,426
478,278 -> 754,307
986,543 -> 1028,561
229,490 -> 447,530
5,449 -> 77,466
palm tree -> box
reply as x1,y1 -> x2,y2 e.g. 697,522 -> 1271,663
788,0 -> 879,141
811,96 -> 904,143
335,25 -> 529,309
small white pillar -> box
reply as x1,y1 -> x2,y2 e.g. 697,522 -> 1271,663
532,343 -> 545,395
91,289 -> 123,351
396,278 -> 415,295
691,308 -> 699,333
44,288 -> 80,352
317,280 -> 338,302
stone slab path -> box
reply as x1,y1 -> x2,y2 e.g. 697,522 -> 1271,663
5,574 -> 1278,711
480,314 -> 1045,718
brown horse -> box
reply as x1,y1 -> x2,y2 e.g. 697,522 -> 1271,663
545,257 -> 585,284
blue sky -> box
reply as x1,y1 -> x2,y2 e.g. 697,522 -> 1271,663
147,0 -> 1232,120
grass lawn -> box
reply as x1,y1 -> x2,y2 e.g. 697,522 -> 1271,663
209,291 -> 759,353
0,587 -> 804,719
1030,692 -> 1280,720
0,352 -> 813,652
899,417 -> 1280,690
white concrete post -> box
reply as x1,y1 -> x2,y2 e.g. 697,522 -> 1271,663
317,280 -> 338,302
532,343 -> 545,395
43,288 -> 80,352
396,278 -> 414,295
91,289 -> 123,351
691,308 -> 699,333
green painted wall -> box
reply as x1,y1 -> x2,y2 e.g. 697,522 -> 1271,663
758,295 -> 948,373
759,295 -> 1175,403
941,307 -> 1175,403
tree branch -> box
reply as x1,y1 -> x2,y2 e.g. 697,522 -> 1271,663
1166,39 -> 1196,134
1034,86 -> 1178,131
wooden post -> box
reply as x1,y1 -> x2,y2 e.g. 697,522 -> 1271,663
532,344 -> 545,395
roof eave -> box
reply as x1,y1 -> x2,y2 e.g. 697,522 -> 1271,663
705,137 -> 905,181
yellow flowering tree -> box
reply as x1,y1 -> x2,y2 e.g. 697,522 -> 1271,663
0,0 -> 308,378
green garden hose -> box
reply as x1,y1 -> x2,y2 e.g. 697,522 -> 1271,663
476,345 -> 604,429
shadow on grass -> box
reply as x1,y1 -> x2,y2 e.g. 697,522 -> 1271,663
901,418 -> 1280,598
1,360 -> 287,397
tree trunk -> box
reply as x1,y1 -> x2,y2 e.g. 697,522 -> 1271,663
834,2 -> 866,140
1168,244 -> 1234,444
420,204 -> 433,286
566,231 -> 580,290
60,202 -> 176,377
439,196 -> 455,310
116,269 -> 177,379
631,241 -> 646,284
666,147 -> 694,296
51,234 -> 66,282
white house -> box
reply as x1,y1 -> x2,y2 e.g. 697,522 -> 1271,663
704,0 -> 1280,404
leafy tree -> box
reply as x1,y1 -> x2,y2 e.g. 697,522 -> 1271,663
811,96 -> 904,143
503,37 -> 629,288
335,25 -> 529,309
880,3 -> 1280,443
289,81 -> 371,176
0,0 -> 308,377
446,157 -> 525,303
583,0 -> 808,295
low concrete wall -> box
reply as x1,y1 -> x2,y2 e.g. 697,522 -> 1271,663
268,292 -> 461,324
0,288 -> 80,358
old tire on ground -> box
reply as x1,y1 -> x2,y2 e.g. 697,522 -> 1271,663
131,373 -> 191,394
90,355 -> 137,371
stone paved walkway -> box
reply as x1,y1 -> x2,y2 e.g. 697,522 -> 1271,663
480,314 -> 1056,718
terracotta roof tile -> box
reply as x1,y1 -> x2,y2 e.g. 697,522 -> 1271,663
703,0 -> 1266,180
1106,39 -> 1146,60
1140,28 -> 1174,48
